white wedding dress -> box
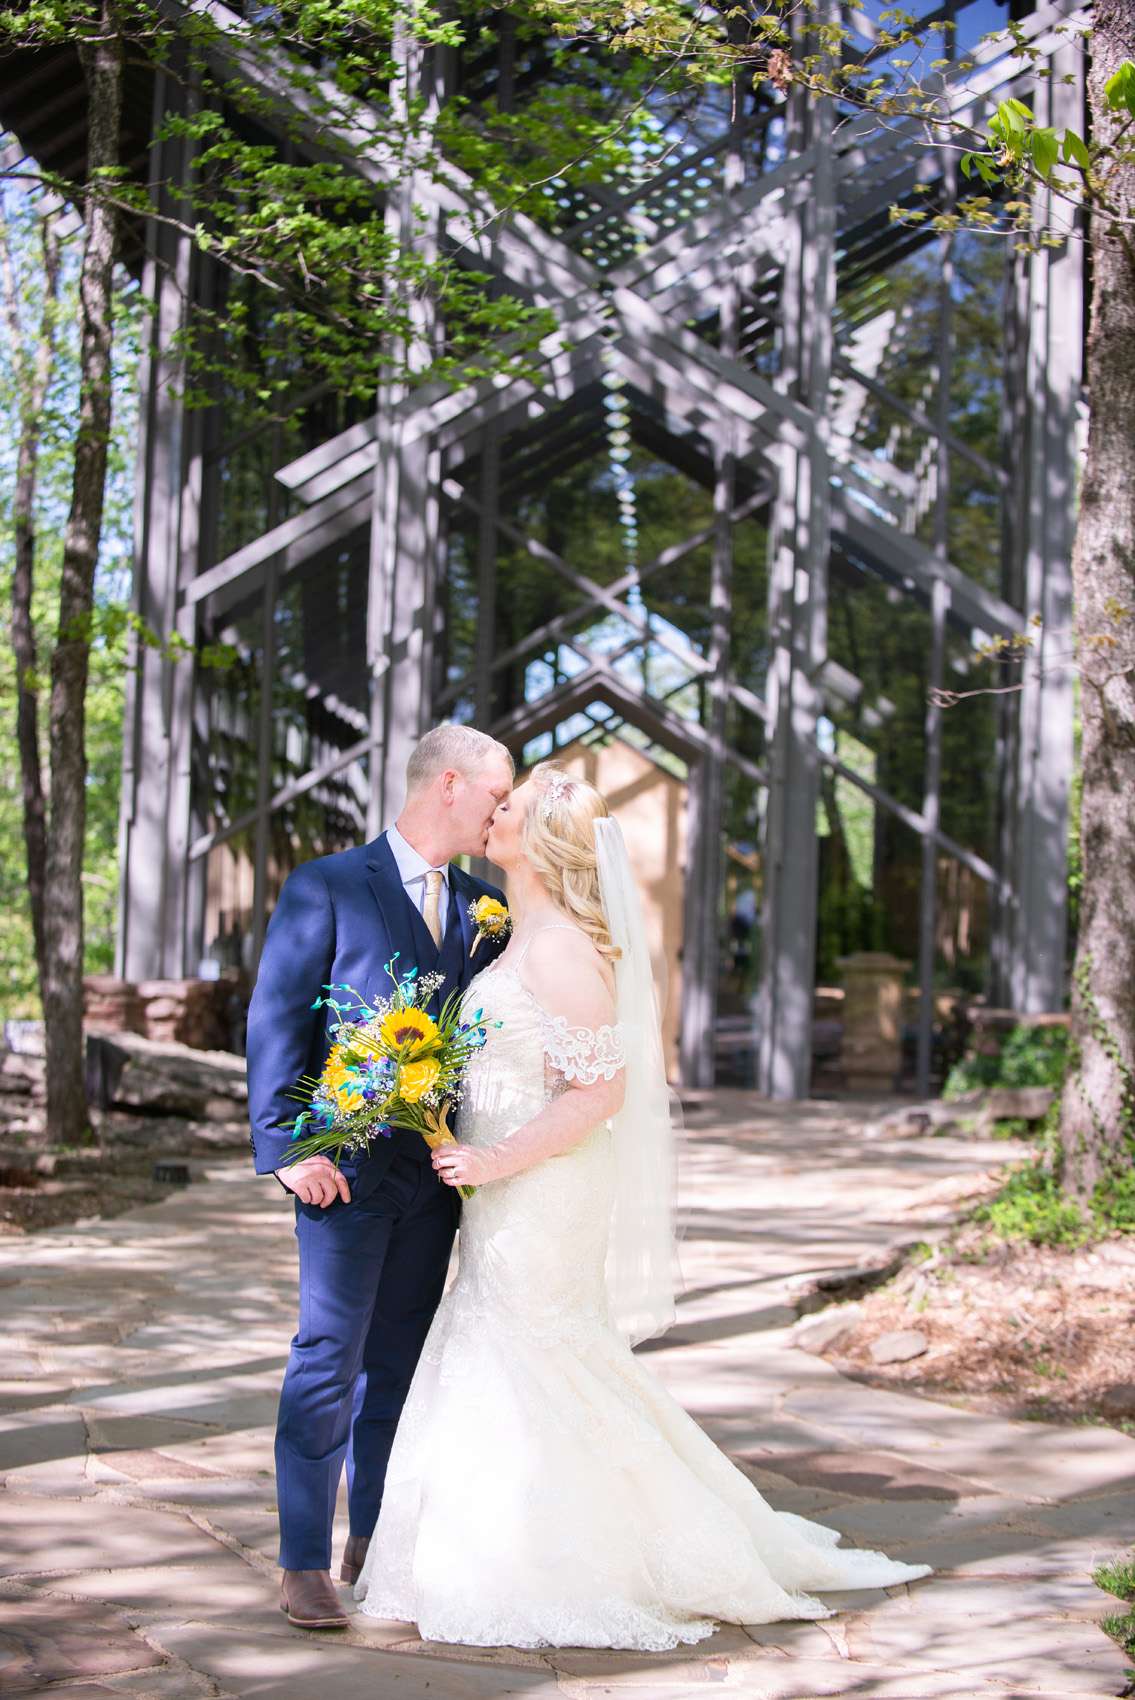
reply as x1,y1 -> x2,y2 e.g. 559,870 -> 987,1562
354,954 -> 931,1650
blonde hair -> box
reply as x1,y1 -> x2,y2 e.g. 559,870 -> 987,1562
522,762 -> 621,961
406,723 -> 514,794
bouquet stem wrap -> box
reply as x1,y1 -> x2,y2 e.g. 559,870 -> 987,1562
417,1102 -> 474,1200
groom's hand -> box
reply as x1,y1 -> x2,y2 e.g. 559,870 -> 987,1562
276,1156 -> 351,1207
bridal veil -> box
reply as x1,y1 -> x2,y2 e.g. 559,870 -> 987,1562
594,816 -> 681,1346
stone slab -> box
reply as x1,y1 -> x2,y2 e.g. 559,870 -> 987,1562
742,1446 -> 992,1502
778,1382 -> 1135,1502
85,1446 -> 229,1485
0,1379 -> 75,1413
0,1105 -> 1129,1699
839,1605 -> 1129,1694
0,1405 -> 90,1474
546,1628 -> 753,1687
812,1493 -> 1054,1544
23,1559 -> 270,1615
83,1412 -> 225,1453
0,1493 -> 230,1578
0,1593 -> 166,1691
152,1621 -> 558,1696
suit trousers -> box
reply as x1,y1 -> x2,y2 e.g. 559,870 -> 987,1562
274,1146 -> 458,1570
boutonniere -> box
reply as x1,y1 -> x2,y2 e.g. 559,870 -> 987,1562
468,895 -> 512,957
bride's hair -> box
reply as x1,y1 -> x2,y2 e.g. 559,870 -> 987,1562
522,762 -> 621,961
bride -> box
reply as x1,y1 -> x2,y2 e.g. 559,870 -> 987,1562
354,762 -> 931,1650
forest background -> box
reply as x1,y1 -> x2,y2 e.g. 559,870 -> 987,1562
0,189 -> 137,1014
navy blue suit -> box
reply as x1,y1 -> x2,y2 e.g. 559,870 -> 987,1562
246,831 -> 506,1570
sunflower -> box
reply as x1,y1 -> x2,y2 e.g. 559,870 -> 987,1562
378,1006 -> 439,1054
398,1056 -> 441,1102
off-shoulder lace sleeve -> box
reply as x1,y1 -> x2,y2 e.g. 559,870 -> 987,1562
537,1010 -> 626,1086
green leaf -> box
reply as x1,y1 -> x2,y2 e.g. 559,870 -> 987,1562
997,96 -> 1032,132
1030,126 -> 1059,178
1062,129 -> 1091,169
961,152 -> 1000,185
1104,60 -> 1135,115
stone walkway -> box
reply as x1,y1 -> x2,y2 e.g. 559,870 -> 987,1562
2,1094 -> 1132,1699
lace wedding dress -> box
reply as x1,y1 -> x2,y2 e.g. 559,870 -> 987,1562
354,946 -> 931,1650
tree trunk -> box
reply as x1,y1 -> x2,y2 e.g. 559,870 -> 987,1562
1,212 -> 62,994
42,2 -> 122,1144
1059,0 -> 1135,1206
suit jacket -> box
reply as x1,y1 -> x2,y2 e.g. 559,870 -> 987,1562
246,830 -> 507,1198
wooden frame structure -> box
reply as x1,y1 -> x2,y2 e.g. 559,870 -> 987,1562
42,0 -> 1080,1094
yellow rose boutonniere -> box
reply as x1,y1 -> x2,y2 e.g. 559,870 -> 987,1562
468,895 -> 512,957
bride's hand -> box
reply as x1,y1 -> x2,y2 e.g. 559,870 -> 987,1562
431,1141 -> 503,1188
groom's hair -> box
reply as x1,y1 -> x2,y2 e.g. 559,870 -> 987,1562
406,723 -> 514,794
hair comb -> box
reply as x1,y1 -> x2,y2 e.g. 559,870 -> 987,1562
539,769 -> 572,822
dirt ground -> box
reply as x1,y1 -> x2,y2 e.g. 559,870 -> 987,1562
0,1168 -> 173,1234
819,1226 -> 1135,1432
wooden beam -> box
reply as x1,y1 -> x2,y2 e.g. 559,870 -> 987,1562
832,496 -> 1022,638
183,473 -> 372,611
756,32 -> 836,1102
437,485 -> 770,709
442,478 -> 716,685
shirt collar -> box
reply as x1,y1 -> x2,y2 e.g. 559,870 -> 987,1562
386,821 -> 449,889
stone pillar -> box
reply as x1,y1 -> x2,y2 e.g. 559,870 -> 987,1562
838,952 -> 910,1092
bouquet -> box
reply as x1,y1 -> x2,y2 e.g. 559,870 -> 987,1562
282,958 -> 500,1199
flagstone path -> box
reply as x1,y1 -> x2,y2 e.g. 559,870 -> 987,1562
1,1092 -> 1132,1699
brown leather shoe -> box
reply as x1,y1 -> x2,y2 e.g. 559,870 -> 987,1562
339,1533 -> 370,1585
279,1568 -> 349,1628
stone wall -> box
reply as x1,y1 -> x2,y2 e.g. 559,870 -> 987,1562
84,976 -> 247,1054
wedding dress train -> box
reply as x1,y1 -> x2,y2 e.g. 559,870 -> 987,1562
355,958 -> 931,1650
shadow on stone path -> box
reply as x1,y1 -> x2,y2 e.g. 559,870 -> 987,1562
1,1093 -> 1131,1698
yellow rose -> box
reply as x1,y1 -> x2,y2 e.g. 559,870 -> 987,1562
398,1056 -> 441,1103
474,896 -> 509,934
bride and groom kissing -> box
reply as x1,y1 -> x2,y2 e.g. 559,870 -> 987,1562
246,722 -> 930,1650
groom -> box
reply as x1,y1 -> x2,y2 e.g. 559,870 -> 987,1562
247,723 -> 514,1628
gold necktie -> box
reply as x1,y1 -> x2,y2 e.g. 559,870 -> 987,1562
423,869 -> 444,950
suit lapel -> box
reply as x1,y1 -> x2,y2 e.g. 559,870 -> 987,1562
365,833 -> 420,993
